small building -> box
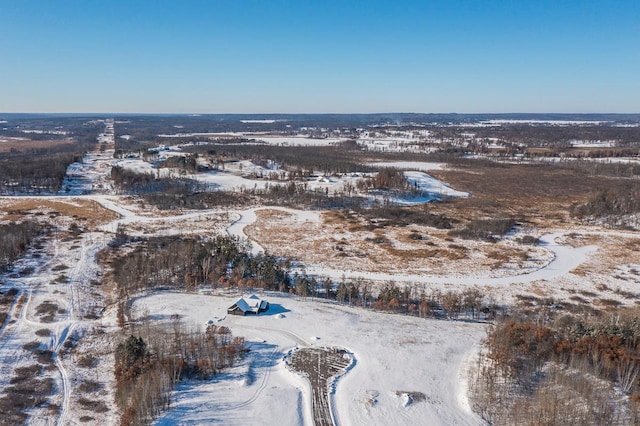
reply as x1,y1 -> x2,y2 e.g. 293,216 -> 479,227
227,294 -> 270,316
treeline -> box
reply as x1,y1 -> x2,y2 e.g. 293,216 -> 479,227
571,181 -> 640,229
115,323 -> 244,426
461,124 -> 640,147
246,182 -> 367,210
449,218 -> 517,242
111,166 -> 251,210
184,141 -> 375,175
0,153 -> 82,194
554,158 -> 640,178
355,205 -> 454,229
144,191 -> 252,210
112,235 -> 290,298
109,231 -> 498,322
111,166 -> 205,194
159,155 -> 197,173
364,168 -> 412,191
112,164 -> 371,211
0,221 -> 45,270
372,284 -> 487,319
469,307 -> 640,425
244,175 -> 430,211
292,277 -> 494,320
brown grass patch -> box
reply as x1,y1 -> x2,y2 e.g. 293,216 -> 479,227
624,238 -> 640,252
77,397 -> 109,413
528,285 -> 549,297
0,137 -> 74,153
563,233 -> 602,247
0,198 -> 118,226
431,163 -> 610,225
248,207 -> 551,277
595,298 -> 622,308
570,266 -> 589,276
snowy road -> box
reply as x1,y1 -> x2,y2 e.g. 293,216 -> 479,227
222,207 -> 598,288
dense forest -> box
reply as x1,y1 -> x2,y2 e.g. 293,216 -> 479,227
111,234 -> 289,299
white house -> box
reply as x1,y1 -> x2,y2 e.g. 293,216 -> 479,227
227,294 -> 270,316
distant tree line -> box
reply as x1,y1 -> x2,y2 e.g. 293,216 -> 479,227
356,205 -> 453,229
184,140 -> 375,175
111,164 -> 394,211
158,155 -> 197,173
110,166 -> 252,209
364,168 -> 412,191
530,158 -> 640,178
331,280 -> 492,320
0,121 -> 101,193
111,166 -> 205,194
446,124 -> 640,147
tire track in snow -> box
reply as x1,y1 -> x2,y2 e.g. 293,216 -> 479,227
210,320 -> 309,412
55,322 -> 75,426
0,235 -> 62,391
235,323 -> 310,348
56,233 -> 94,426
0,289 -> 31,389
214,345 -> 279,412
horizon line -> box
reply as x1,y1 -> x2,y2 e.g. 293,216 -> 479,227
2,112 -> 640,116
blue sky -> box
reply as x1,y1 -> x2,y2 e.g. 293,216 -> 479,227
1,0 -> 639,113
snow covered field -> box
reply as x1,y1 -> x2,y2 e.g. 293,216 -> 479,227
157,132 -> 346,147
134,293 -> 486,426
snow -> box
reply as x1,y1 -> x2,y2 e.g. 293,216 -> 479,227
480,119 -> 611,126
366,161 -> 445,171
3,117 -> 639,425
570,140 -> 617,148
403,171 -> 469,199
156,132 -> 343,146
132,293 -> 486,426
0,228 -> 117,425
246,135 -> 345,146
114,158 -> 164,176
61,150 -> 115,195
195,171 -> 272,192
